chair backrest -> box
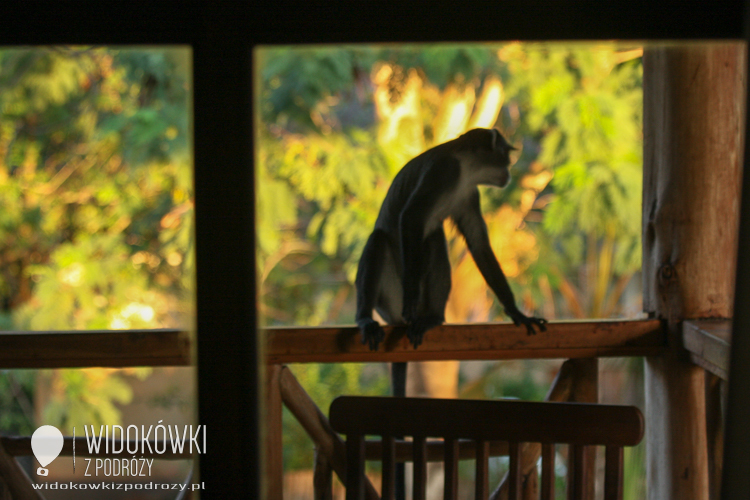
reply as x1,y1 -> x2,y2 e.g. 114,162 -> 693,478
329,396 -> 644,500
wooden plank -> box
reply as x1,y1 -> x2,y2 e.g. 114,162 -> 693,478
683,320 -> 731,380
0,329 -> 190,368
330,397 -> 644,447
266,320 -> 665,364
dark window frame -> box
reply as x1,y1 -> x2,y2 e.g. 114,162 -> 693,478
2,1 -> 749,497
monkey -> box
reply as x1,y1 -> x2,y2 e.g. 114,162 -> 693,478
355,128 -> 547,397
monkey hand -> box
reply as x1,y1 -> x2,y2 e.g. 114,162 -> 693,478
507,309 -> 547,335
358,318 -> 386,351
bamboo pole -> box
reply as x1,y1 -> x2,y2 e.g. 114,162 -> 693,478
643,43 -> 746,500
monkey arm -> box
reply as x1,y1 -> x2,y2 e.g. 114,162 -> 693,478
455,191 -> 547,335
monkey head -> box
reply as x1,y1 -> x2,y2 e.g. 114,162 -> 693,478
454,128 -> 517,188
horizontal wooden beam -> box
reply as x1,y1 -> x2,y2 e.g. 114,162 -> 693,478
0,320 -> 665,369
266,319 -> 666,364
0,437 -> 191,460
0,329 -> 191,369
683,319 -> 731,380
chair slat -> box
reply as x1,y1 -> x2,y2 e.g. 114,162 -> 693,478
475,440 -> 490,500
443,438 -> 459,500
541,443 -> 555,500
381,436 -> 396,500
604,446 -> 624,500
507,441 -> 522,500
345,435 -> 365,500
567,444 -> 586,500
413,436 -> 427,500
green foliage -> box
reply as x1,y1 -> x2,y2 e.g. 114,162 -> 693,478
501,45 -> 643,291
0,47 -> 192,432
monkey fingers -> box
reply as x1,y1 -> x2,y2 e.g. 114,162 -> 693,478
517,316 -> 547,335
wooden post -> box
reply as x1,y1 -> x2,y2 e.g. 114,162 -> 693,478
568,358 -> 598,500
643,44 -> 745,500
265,364 -> 284,500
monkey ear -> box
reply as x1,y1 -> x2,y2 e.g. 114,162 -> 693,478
491,129 -> 516,153
491,129 -> 501,150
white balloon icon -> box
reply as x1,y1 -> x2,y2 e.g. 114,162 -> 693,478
31,425 -> 64,475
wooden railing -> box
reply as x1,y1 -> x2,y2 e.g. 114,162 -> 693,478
0,319 -> 664,369
0,319 -> 708,499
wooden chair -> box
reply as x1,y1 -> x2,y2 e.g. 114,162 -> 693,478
329,396 -> 644,500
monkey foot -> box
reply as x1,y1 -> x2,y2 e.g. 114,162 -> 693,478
358,319 -> 385,351
407,315 -> 443,348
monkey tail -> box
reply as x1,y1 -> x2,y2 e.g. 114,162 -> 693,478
391,361 -> 407,500
391,362 -> 407,397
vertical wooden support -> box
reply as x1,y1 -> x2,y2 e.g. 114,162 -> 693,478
346,435 -> 366,500
604,446 -> 624,500
265,364 -> 283,500
569,358 -> 598,500
643,43 -> 745,500
567,445 -> 586,500
541,444 -> 555,500
194,6 -> 260,497
444,438 -> 459,500
382,436 -> 396,500
507,441 -> 521,500
314,449 -> 333,500
412,436 -> 428,500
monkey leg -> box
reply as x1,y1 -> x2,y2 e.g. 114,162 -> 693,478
406,228 -> 451,348
355,229 -> 390,350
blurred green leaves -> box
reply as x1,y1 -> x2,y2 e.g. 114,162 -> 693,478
0,47 -> 192,431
